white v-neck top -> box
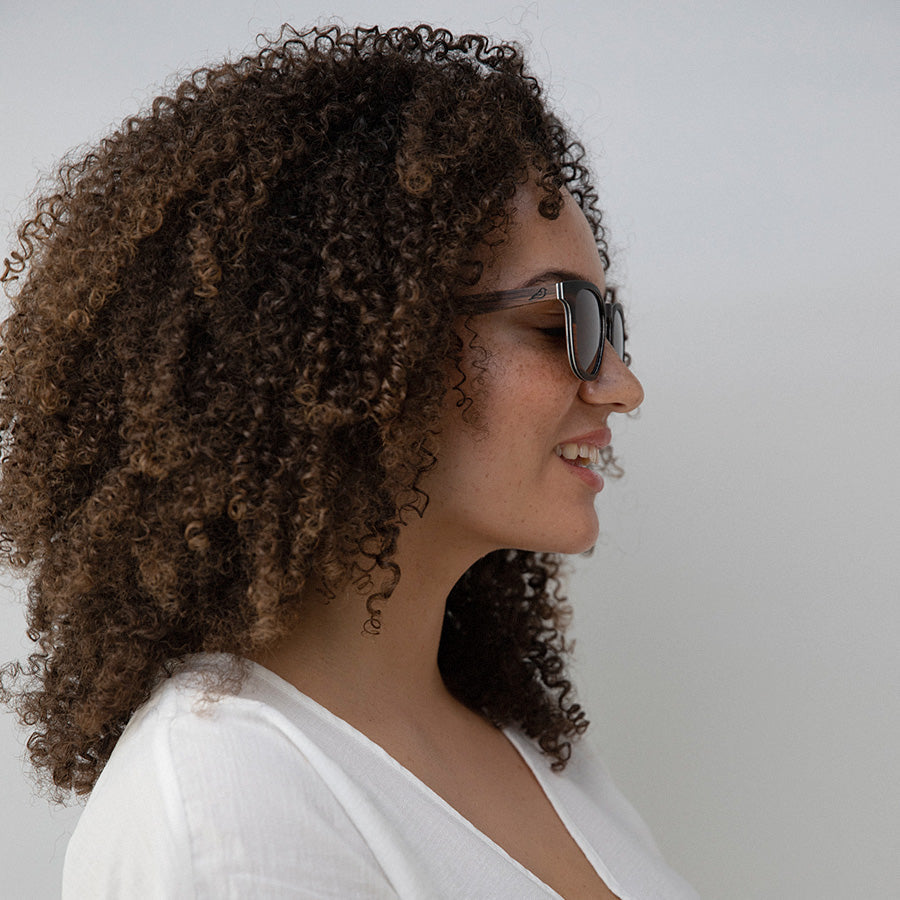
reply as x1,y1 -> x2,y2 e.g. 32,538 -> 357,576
62,654 -> 699,899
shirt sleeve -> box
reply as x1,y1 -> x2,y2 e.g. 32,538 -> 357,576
62,690 -> 399,899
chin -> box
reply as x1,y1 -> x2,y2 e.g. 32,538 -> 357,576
556,535 -> 599,556
560,514 -> 600,554
520,520 -> 600,556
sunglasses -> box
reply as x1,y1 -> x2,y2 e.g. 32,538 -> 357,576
457,280 -> 626,381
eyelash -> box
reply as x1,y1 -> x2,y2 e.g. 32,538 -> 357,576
537,326 -> 566,340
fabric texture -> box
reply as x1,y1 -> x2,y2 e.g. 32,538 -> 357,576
62,654 -> 699,899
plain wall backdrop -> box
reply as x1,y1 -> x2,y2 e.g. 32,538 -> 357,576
1,1 -> 897,897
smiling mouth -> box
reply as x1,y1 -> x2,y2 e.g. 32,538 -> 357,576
554,442 -> 603,469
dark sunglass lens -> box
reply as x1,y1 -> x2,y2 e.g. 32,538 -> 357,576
611,306 -> 625,360
572,287 -> 602,374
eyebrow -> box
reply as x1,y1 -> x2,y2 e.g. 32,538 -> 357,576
517,269 -> 597,289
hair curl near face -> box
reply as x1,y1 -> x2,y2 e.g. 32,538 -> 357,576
0,24 -> 611,796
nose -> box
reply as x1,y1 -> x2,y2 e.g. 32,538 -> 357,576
578,341 -> 644,412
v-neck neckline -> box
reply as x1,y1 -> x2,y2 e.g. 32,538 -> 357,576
243,657 -> 626,899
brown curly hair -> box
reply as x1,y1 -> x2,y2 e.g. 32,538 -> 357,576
0,23 -> 612,797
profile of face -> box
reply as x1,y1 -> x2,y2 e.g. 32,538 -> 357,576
423,182 -> 644,557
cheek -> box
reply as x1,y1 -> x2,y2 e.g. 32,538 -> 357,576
469,374 -> 566,473
441,329 -> 572,464
485,345 -> 572,423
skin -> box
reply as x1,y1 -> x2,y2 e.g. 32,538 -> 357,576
254,181 -> 643,898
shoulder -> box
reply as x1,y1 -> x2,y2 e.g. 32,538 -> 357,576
63,656 -> 396,899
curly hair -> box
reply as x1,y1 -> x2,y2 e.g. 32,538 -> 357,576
0,23 -> 612,797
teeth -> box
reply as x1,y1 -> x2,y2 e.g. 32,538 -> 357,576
555,442 -> 602,467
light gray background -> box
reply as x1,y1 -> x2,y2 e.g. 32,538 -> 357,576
1,1 -> 897,897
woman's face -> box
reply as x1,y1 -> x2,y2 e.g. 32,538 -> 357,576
424,182 -> 644,557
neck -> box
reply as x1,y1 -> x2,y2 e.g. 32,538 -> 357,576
251,518 -> 485,736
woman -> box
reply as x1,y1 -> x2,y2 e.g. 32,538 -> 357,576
0,24 -> 697,899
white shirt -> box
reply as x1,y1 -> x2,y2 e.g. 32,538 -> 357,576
63,654 -> 699,899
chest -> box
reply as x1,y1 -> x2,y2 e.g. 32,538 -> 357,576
404,728 -> 620,900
